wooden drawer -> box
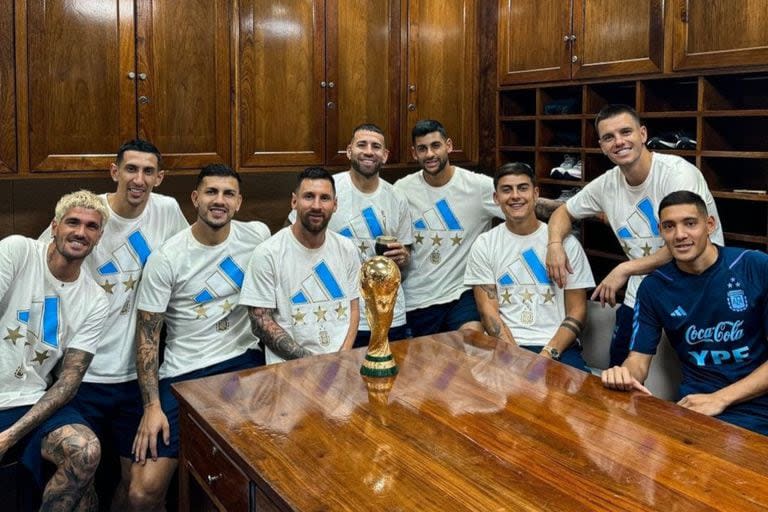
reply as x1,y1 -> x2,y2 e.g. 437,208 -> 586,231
182,412 -> 250,511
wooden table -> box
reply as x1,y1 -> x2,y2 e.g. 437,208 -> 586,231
173,331 -> 768,511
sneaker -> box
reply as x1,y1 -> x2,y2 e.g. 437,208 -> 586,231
564,160 -> 582,180
550,154 -> 576,179
556,187 -> 581,201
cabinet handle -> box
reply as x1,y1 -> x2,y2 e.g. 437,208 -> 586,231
327,101 -> 335,109
127,71 -> 136,79
409,84 -> 416,92
407,103 -> 416,112
570,35 -> 576,42
138,73 -> 147,81
207,473 -> 222,485
571,55 -> 578,63
320,81 -> 327,88
211,445 -> 218,456
139,96 -> 150,104
327,81 -> 335,89
563,35 -> 569,43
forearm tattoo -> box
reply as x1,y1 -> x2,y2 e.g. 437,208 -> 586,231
136,310 -> 164,406
480,312 -> 503,338
560,315 -> 584,337
479,284 -> 498,300
249,307 -> 311,360
535,197 -> 564,222
5,349 -> 93,446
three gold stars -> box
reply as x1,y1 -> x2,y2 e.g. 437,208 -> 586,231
4,326 -> 23,345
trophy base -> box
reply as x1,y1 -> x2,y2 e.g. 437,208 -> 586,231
360,353 -> 399,378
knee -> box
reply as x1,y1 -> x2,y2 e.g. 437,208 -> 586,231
128,473 -> 168,510
44,424 -> 101,478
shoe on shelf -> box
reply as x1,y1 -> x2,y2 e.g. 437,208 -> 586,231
646,131 -> 697,150
556,187 -> 581,201
543,97 -> 579,115
550,154 -> 576,179
564,160 -> 582,180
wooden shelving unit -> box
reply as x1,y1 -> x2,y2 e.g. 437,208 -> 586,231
497,71 -> 768,281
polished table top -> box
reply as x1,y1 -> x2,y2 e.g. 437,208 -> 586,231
173,331 -> 768,511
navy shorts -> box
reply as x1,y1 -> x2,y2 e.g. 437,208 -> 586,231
521,344 -> 589,373
70,380 -> 143,459
610,304 -> 634,367
0,404 -> 89,487
353,324 -> 410,349
406,289 -> 480,338
155,349 -> 265,458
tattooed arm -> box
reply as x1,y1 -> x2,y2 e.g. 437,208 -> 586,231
534,197 -> 564,222
472,285 -> 516,345
249,306 -> 311,360
0,348 -> 93,459
132,309 -> 168,463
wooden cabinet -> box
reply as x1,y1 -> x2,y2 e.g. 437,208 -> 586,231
498,0 -> 663,85
672,0 -> 768,70
405,0 -> 478,163
0,0 -> 15,174
497,72 -> 768,280
15,0 -> 229,174
237,0 -> 401,168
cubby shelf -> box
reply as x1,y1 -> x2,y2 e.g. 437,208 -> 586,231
497,71 -> 768,281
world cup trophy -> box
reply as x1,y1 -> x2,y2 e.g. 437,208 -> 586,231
359,256 -> 400,377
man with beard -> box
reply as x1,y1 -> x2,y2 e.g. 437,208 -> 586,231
39,139 -> 188,509
241,167 -> 360,364
603,191 -> 768,436
546,105 -> 722,367
1,190 -> 109,510
289,124 -> 412,346
393,119 -> 503,337
129,164 -> 269,510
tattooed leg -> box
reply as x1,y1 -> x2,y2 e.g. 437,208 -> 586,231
40,424 -> 100,512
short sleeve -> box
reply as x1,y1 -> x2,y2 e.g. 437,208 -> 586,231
563,236 -> 596,290
565,177 -> 606,220
135,251 -> 175,313
463,235 -> 494,286
239,245 -> 278,308
67,291 -> 109,354
628,280 -> 663,355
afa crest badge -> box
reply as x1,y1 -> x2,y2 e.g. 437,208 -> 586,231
727,289 -> 748,312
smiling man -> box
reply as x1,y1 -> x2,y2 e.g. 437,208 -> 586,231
1,190 -> 109,510
465,163 -> 594,370
602,191 -> 768,436
545,105 -> 723,367
241,167 -> 360,364
394,119 -> 503,337
130,164 -> 269,510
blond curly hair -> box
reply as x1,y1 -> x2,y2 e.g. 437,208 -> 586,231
54,189 -> 110,227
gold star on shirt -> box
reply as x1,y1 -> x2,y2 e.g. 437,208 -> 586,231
431,235 -> 443,246
520,288 -> 534,303
450,235 -> 463,246
4,326 -> 23,345
414,233 -> 424,245
621,241 -> 631,256
100,280 -> 115,294
641,242 -> 652,256
32,349 -> 50,366
541,288 -> 555,304
335,303 -> 347,319
314,306 -> 328,322
500,289 -> 513,304
220,300 -> 233,314
122,275 -> 137,290
358,241 -> 369,254
194,304 -> 208,319
292,309 -> 306,325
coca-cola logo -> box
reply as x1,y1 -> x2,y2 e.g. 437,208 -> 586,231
685,321 -> 744,345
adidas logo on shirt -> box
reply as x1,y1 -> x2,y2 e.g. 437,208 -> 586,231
670,306 -> 687,318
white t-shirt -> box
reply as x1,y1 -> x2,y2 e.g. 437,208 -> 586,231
136,221 -> 270,379
239,227 -> 360,365
465,223 -> 594,346
290,171 -> 413,330
393,167 -> 502,310
0,236 -> 109,409
42,193 -> 188,383
566,153 -> 723,307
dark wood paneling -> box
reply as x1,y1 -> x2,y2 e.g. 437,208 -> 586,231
237,0 -> 325,167
478,0 -> 498,173
0,0 -> 15,174
24,0 -> 136,172
406,0 -> 477,163
138,0 -> 231,169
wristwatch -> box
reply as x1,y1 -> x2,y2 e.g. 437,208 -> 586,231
541,346 -> 560,361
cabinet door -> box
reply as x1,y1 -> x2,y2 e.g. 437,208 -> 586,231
137,0 -> 231,169
22,0 -> 136,172
498,0 -> 572,85
572,0 -> 663,79
407,0 -> 477,163
672,0 -> 768,70
237,0 -> 325,167
0,0 -> 15,173
325,0 -> 401,166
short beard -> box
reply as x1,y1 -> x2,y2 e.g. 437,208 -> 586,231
300,214 -> 330,234
351,158 -> 381,178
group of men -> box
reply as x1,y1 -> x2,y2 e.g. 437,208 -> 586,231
1,106 -> 767,510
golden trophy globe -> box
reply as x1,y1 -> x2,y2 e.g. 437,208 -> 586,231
359,256 -> 400,377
